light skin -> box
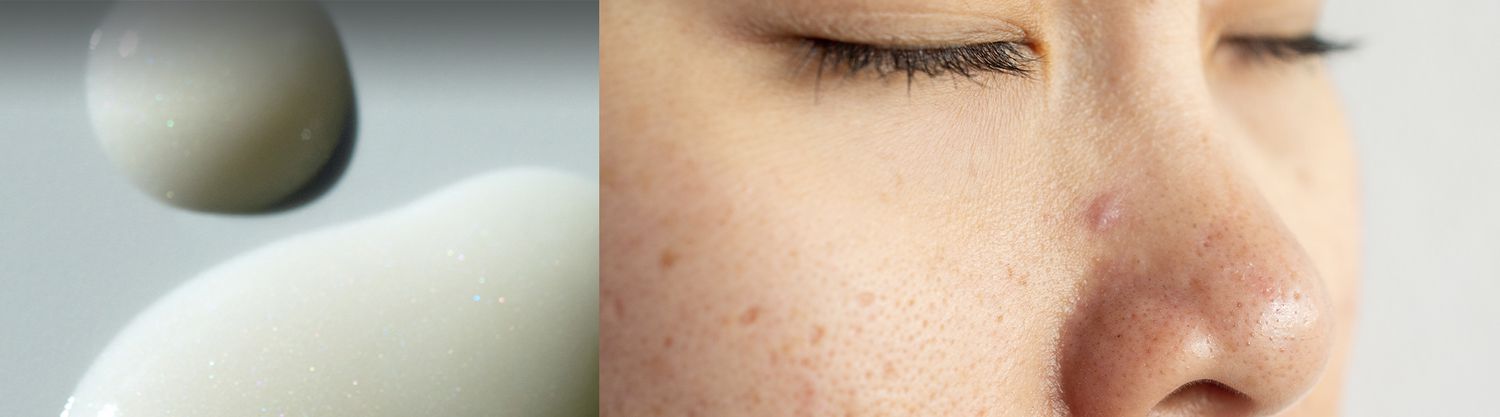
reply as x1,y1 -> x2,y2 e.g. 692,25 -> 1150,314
601,0 -> 1360,415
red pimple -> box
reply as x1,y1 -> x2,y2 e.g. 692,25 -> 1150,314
1086,191 -> 1124,233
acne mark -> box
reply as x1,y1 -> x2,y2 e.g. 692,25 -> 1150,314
1085,191 -> 1124,233
606,293 -> 627,320
658,248 -> 678,270
811,325 -> 826,345
740,306 -> 761,324
662,336 -> 675,348
856,292 -> 875,307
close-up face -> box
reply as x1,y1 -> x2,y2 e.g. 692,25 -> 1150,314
602,0 -> 1360,416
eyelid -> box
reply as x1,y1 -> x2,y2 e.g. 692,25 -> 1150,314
737,9 -> 1032,47
799,13 -> 1027,47
798,38 -> 1038,84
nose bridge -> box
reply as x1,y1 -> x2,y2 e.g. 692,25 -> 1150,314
1057,135 -> 1335,416
1052,15 -> 1222,182
1054,0 -> 1210,119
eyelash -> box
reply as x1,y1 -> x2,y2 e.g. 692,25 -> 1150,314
799,35 -> 1350,82
1222,35 -> 1354,63
798,39 -> 1036,84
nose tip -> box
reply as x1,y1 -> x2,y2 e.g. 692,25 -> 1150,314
1057,193 -> 1334,417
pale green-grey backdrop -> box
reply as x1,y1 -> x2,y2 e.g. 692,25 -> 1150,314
0,2 -> 598,416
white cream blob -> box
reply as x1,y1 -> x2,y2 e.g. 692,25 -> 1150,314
64,168 -> 599,416
85,1 -> 353,212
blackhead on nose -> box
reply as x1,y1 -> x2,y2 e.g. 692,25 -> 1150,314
1057,178 -> 1334,417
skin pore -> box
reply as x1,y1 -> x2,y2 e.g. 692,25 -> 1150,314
602,0 -> 1360,416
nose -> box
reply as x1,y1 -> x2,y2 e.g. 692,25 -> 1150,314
1057,167 -> 1335,416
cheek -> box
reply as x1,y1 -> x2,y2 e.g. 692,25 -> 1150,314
602,150 -> 1074,416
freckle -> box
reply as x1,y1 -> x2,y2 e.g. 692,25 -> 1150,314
740,306 -> 761,324
658,248 -> 678,270
796,381 -> 818,409
857,292 -> 875,307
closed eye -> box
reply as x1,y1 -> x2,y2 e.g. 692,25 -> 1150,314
794,34 -> 1349,86
1222,34 -> 1354,63
797,38 -> 1037,86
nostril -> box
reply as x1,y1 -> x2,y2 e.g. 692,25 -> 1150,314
1148,380 -> 1254,417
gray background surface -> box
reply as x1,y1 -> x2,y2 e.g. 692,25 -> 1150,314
1325,0 -> 1500,415
2,0 -> 1497,416
0,2 -> 598,415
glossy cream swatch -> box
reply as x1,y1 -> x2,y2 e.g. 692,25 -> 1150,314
62,168 -> 599,416
85,1 -> 353,212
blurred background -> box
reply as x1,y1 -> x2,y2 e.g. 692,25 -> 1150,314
0,1 -> 597,415
1324,0 -> 1500,415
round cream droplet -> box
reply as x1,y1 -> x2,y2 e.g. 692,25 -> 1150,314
85,1 -> 353,212
65,168 -> 599,416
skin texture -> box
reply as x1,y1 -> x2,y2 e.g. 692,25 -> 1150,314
601,0 -> 1360,416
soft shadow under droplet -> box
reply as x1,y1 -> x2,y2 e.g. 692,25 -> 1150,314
254,92 -> 359,215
